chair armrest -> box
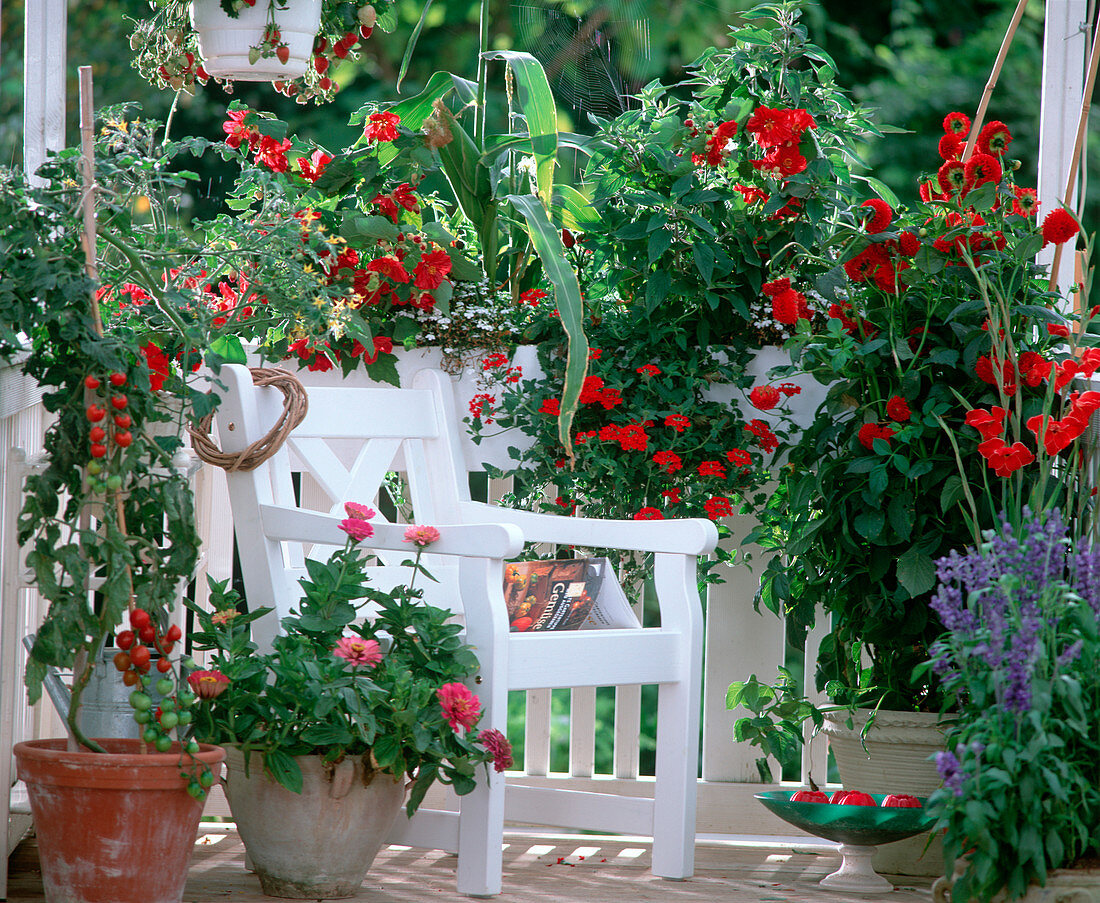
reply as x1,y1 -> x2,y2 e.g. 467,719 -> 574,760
459,501 -> 718,556
257,505 -> 525,559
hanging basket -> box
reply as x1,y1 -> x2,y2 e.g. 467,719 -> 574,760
190,0 -> 321,81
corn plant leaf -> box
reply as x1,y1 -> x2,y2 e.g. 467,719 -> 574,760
506,194 -> 586,457
396,0 -> 435,93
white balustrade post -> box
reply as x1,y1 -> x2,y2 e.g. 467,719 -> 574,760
1037,0 -> 1088,296
23,0 -> 68,182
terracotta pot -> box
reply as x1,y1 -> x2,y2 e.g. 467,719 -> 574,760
190,0 -> 321,81
14,738 -> 226,903
933,860 -> 1100,902
223,747 -> 406,898
822,709 -> 947,877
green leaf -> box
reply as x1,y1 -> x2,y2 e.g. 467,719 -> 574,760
263,749 -> 303,794
483,51 -> 559,207
507,194 -> 586,455
553,184 -> 599,230
853,509 -> 884,540
397,0 -> 435,93
896,547 -> 937,597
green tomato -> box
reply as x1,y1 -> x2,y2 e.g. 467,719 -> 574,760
159,697 -> 176,712
175,710 -> 192,725
198,768 -> 214,788
86,459 -> 103,476
155,678 -> 174,696
186,740 -> 200,755
155,734 -> 173,752
142,726 -> 159,744
106,474 -> 123,490
178,692 -> 196,708
129,691 -> 152,711
133,710 -> 151,724
159,711 -> 179,730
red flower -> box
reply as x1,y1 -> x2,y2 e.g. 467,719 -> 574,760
352,336 -> 393,364
413,248 -> 452,290
703,120 -> 738,166
942,112 -> 971,137
976,120 -> 1012,156
772,288 -> 806,325
364,111 -> 400,143
254,135 -> 292,173
749,385 -> 781,411
898,232 -> 921,256
745,107 -> 794,147
703,496 -> 735,520
697,460 -> 727,479
1012,187 -> 1038,217
857,423 -> 895,451
744,419 -> 778,453
965,407 -> 1007,440
1027,414 -> 1088,456
978,438 -> 1035,477
520,288 -> 547,306
222,109 -> 259,150
636,364 -> 661,377
367,255 -> 411,283
538,397 -> 560,416
937,134 -> 963,161
664,414 -> 691,433
964,153 -> 1002,187
633,507 -> 664,521
886,396 -> 911,422
1042,209 -> 1080,246
1048,323 -> 1072,338
141,342 -> 170,392
482,352 -> 508,370
661,488 -> 682,504
652,450 -> 683,474
468,393 -> 496,423
762,277 -> 791,298
937,160 -> 969,195
861,199 -> 894,234
392,182 -> 419,213
297,149 -> 332,183
726,448 -> 753,467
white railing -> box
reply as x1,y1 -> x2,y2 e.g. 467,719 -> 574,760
1,356 -> 825,840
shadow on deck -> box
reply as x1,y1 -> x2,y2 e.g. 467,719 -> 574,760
5,826 -> 936,902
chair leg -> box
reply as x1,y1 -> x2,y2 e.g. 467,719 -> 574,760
650,679 -> 699,879
455,766 -> 505,897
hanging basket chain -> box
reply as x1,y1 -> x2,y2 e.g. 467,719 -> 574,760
188,368 -> 309,472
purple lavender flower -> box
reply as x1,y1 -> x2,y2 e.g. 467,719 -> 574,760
935,749 -> 967,797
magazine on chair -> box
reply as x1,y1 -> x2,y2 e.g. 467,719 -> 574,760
503,558 -> 640,631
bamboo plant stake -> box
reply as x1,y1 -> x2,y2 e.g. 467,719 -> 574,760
962,0 -> 1030,163
1047,8 -> 1100,293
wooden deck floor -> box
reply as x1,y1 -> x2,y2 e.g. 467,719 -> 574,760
6,825 -> 936,902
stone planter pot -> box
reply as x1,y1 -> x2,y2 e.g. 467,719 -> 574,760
14,738 -> 226,903
223,746 -> 406,898
822,708 -> 947,877
190,0 -> 321,81
933,861 -> 1100,902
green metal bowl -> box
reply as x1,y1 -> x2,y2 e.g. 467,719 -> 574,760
755,790 -> 937,846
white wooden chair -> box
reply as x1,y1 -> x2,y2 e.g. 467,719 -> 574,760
211,363 -> 717,898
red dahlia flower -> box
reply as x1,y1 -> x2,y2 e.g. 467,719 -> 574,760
861,198 -> 894,234
857,423 -> 895,450
942,111 -> 971,136
964,152 -> 1002,187
938,134 -> 963,161
1041,209 -> 1080,246
976,120 -> 1012,156
886,396 -> 911,422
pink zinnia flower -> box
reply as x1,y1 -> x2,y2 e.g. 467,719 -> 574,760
403,524 -> 441,547
333,637 -> 383,668
344,501 -> 376,520
339,518 -> 374,542
438,682 -> 481,731
187,670 -> 230,700
478,728 -> 514,772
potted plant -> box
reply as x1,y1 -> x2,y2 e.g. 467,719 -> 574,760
465,2 -> 872,584
927,507 -> 1100,903
128,0 -> 394,100
1,140 -> 225,902
185,511 -> 512,898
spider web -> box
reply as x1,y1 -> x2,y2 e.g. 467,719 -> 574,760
511,0 -> 653,120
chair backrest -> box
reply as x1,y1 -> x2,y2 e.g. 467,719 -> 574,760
212,365 -> 478,644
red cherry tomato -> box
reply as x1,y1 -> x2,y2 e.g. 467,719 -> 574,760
114,414 -> 132,429
89,426 -> 106,443
113,431 -> 133,448
129,608 -> 151,629
116,629 -> 135,650
109,372 -> 127,387
111,396 -> 128,410
90,443 -> 107,458
156,658 -> 173,673
113,651 -> 131,672
139,624 -> 156,643
84,376 -> 101,390
158,641 -> 174,655
86,404 -> 106,422
165,624 -> 182,642
122,670 -> 140,687
129,645 -> 151,668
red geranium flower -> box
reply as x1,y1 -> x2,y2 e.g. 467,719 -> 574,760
664,414 -> 691,433
697,460 -> 727,479
726,449 -> 753,467
652,450 -> 683,474
636,364 -> 661,377
744,419 -> 778,453
703,496 -> 734,520
633,507 -> 664,520
749,385 -> 781,411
